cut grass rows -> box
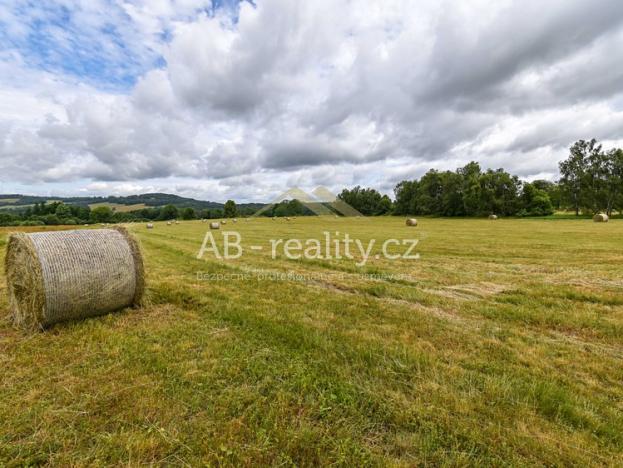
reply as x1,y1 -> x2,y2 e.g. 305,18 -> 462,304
1,217 -> 622,465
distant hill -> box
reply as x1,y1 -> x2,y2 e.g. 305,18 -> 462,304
0,193 -> 264,212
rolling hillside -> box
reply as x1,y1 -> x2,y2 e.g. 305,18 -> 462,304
0,193 -> 264,212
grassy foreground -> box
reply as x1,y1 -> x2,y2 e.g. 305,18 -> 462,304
1,217 -> 622,466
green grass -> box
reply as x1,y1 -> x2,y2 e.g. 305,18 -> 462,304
1,217 -> 622,465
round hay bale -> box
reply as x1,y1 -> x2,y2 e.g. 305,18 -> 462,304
5,227 -> 144,330
488,215 -> 498,220
210,222 -> 220,230
405,218 -> 417,227
221,220 -> 227,225
166,221 -> 172,226
146,223 -> 154,229
593,213 -> 609,222
232,218 -> 237,223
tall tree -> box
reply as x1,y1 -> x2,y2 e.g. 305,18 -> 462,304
224,200 -> 238,218
181,207 -> 196,220
90,206 -> 113,223
459,162 -> 482,216
603,148 -> 623,216
158,204 -> 178,220
559,139 -> 599,215
393,180 -> 418,215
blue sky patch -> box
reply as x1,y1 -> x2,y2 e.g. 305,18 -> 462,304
0,0 -> 246,92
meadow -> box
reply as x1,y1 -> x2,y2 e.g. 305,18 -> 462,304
88,202 -> 148,213
0,217 -> 622,466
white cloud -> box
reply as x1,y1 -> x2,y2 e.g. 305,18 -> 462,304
1,0 -> 623,201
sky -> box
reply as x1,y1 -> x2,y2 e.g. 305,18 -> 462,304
1,0 -> 623,202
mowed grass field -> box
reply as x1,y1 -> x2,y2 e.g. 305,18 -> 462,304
1,217 -> 622,466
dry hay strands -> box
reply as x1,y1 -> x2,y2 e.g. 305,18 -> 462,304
405,218 -> 418,227
488,214 -> 498,220
210,222 -> 221,230
593,213 -> 609,223
5,227 -> 145,331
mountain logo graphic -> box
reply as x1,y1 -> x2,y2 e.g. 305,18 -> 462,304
252,186 -> 364,217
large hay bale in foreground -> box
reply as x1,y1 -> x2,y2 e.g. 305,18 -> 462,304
488,215 -> 498,220
5,227 -> 144,330
406,218 -> 417,227
593,213 -> 609,222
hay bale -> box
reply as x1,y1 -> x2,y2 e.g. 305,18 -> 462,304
221,220 -> 227,225
405,218 -> 417,227
5,227 -> 144,330
488,215 -> 498,220
593,213 -> 609,222
146,223 -> 154,229
232,218 -> 237,223
166,221 -> 172,226
210,222 -> 220,230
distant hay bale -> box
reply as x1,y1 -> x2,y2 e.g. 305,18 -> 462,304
405,218 -> 417,227
146,223 -> 154,229
488,215 -> 498,220
232,218 -> 237,223
5,227 -> 144,331
593,213 -> 609,223
221,220 -> 227,225
166,221 -> 172,226
210,222 -> 220,230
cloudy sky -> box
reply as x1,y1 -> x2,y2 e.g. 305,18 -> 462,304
1,0 -> 623,202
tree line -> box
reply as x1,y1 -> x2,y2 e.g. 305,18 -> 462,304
340,139 -> 622,217
1,139 -> 620,226
0,200 -> 247,227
